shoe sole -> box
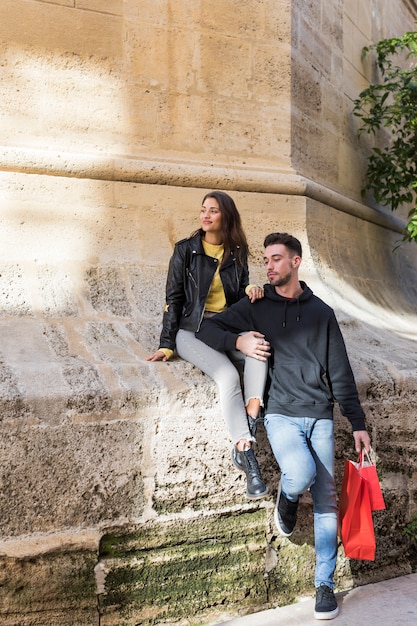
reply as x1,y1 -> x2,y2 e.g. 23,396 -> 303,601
313,606 -> 339,620
274,480 -> 294,537
246,486 -> 269,500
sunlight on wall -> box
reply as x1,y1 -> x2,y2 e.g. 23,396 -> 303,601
313,264 -> 417,341
0,35 -> 132,315
0,44 -> 129,154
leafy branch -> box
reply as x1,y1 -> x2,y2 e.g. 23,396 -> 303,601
353,31 -> 417,244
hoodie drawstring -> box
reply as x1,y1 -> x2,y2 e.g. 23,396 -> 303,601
282,298 -> 301,327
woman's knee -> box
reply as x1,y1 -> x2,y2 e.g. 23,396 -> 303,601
213,364 -> 241,388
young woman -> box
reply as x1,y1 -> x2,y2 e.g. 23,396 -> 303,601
147,191 -> 269,499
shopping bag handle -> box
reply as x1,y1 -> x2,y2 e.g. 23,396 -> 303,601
359,447 -> 376,467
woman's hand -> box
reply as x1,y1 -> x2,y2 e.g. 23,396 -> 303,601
146,350 -> 168,362
248,286 -> 264,303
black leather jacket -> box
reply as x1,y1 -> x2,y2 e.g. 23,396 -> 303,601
158,234 -> 250,351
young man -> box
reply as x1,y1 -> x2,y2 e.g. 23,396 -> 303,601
197,232 -> 371,620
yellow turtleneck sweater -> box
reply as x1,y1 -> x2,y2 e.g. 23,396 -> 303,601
159,241 -> 257,359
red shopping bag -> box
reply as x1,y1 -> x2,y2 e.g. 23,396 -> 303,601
358,450 -> 385,511
338,457 -> 376,560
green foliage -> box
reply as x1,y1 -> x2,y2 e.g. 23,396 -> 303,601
353,31 -> 417,244
403,513 -> 417,543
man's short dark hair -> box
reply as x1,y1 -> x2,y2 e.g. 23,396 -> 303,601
263,232 -> 302,257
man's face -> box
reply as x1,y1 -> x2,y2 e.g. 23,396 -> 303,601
263,243 -> 299,287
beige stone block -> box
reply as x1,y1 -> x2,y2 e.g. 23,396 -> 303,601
292,115 -> 339,187
0,46 -> 126,153
344,15 -> 370,72
0,548 -> 98,626
337,137 -> 368,201
251,41 -> 291,103
322,0 -> 343,48
37,0 -> 74,7
0,417 -> 145,536
292,61 -> 322,117
156,93 -> 209,153
125,0 -> 200,27
343,0 -> 360,23
196,32 -> 252,97
201,97 -> 292,163
76,0 -> 123,15
321,86 -> 345,137
261,0 -> 291,40
199,0 -> 269,36
343,56 -> 369,101
122,87 -> 160,147
0,0 -> 123,57
297,15 -> 334,80
127,23 -> 196,92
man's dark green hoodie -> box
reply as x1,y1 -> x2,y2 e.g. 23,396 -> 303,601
196,282 -> 366,432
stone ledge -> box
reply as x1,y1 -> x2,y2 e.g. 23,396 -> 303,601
0,146 -> 405,234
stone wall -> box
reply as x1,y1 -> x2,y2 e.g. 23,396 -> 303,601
0,1 -> 417,625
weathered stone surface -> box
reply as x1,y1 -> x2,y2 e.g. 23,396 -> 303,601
0,545 -> 98,626
98,511 -> 272,625
0,0 -> 417,625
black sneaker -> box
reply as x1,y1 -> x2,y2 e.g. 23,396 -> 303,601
274,480 -> 299,536
314,584 -> 339,620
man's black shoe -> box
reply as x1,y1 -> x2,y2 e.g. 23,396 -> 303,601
232,446 -> 268,499
274,480 -> 299,536
314,584 -> 339,620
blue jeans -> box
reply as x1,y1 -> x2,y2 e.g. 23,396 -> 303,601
264,414 -> 338,589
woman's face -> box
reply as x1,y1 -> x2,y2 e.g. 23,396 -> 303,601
200,197 -> 223,236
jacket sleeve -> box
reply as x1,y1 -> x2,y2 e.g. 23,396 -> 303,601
327,313 -> 366,431
239,250 -> 250,300
196,298 -> 253,352
158,244 -> 187,351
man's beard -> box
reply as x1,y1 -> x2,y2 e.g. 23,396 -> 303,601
269,270 -> 292,287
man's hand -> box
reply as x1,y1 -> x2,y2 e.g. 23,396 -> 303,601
353,430 -> 371,454
247,286 -> 264,303
235,331 -> 271,361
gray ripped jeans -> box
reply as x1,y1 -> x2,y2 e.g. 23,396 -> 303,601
176,329 -> 268,444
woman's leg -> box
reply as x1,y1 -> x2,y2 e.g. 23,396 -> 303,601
176,330 -> 252,443
227,349 -> 268,424
176,330 -> 268,499
243,353 -> 268,426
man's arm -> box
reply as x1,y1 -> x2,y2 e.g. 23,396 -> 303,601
196,298 -> 268,354
327,313 -> 371,452
196,299 -> 251,351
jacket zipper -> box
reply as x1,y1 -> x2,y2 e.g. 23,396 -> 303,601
186,268 -> 197,288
